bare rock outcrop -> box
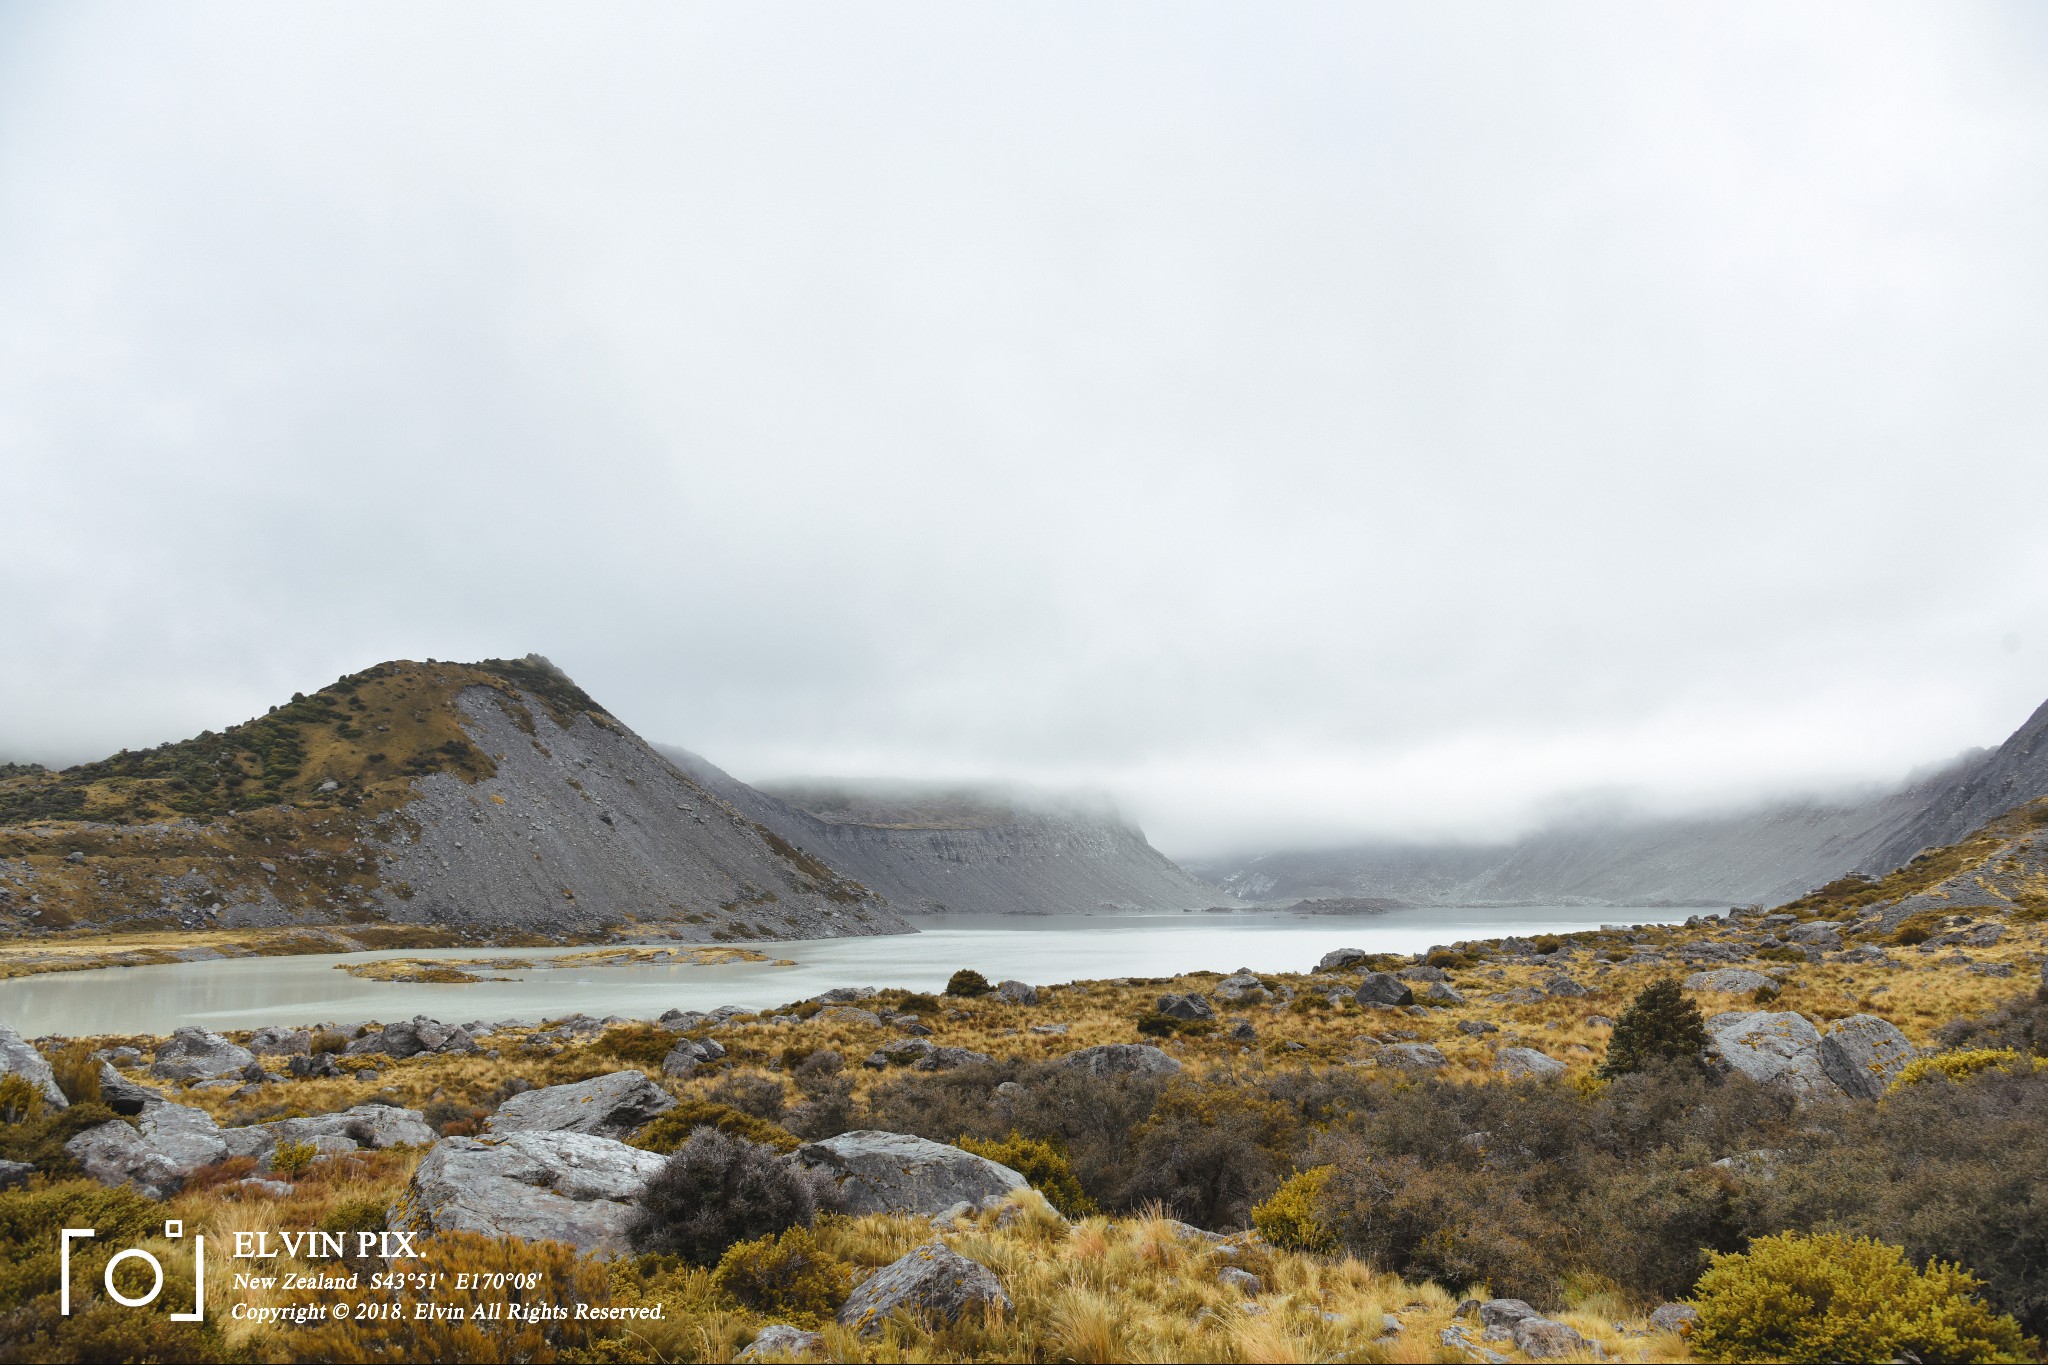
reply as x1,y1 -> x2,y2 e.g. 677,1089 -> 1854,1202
787,1131 -> 1025,1216
486,1070 -> 676,1140
393,1131 -> 667,1255
837,1242 -> 1010,1336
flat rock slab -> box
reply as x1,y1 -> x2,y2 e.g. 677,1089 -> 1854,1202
788,1130 -> 1026,1216
67,1104 -> 230,1197
1050,1044 -> 1181,1077
486,1070 -> 676,1139
148,1027 -> 255,1082
1818,1014 -> 1916,1100
1685,969 -> 1775,993
838,1242 -> 1010,1336
0,1026 -> 66,1108
394,1131 -> 667,1255
737,1324 -> 828,1360
257,1103 -> 437,1153
1707,1011 -> 1841,1100
1377,1043 -> 1447,1070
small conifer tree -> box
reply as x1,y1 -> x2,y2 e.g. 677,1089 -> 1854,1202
1599,976 -> 1708,1078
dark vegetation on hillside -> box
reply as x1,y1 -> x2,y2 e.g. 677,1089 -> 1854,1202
0,655 -> 595,828
769,978 -> 2048,1337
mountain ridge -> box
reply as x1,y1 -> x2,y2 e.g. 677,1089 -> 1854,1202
0,656 -> 909,945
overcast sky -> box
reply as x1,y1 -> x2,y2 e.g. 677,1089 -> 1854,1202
4,4 -> 2048,856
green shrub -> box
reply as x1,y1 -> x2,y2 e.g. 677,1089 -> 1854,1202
631,1101 -> 800,1155
1756,946 -> 1807,964
1251,1165 -> 1337,1253
270,1139 -> 320,1178
710,1225 -> 852,1326
1892,912 -> 1946,946
945,969 -> 991,998
1599,978 -> 1708,1079
0,1102 -> 121,1175
310,1029 -> 350,1055
1135,1011 -> 1214,1038
1888,1049 -> 2044,1094
1424,948 -> 1477,969
45,1043 -> 100,1106
1690,1231 -> 2034,1363
958,1132 -> 1098,1217
0,1076 -> 44,1125
597,1022 -> 678,1068
1531,934 -> 1564,955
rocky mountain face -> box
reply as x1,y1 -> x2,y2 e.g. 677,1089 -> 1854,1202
1190,696 -> 2048,910
0,657 -> 907,944
659,754 -> 1222,916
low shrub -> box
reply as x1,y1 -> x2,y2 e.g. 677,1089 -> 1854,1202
631,1102 -> 801,1155
1891,912 -> 1946,946
0,1101 -> 121,1175
708,1071 -> 788,1121
45,1042 -> 100,1105
1689,1231 -> 2034,1364
596,1022 -> 677,1068
1135,1012 -> 1214,1038
1887,1049 -> 2044,1094
0,1076 -> 44,1125
309,1029 -> 349,1055
628,1129 -> 833,1265
1424,948 -> 1477,969
1755,946 -> 1808,964
1251,1165 -> 1337,1253
958,1132 -> 1098,1217
710,1225 -> 852,1326
945,969 -> 992,998
270,1138 -> 319,1178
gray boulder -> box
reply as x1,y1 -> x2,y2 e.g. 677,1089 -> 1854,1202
1543,975 -> 1591,999
1217,1266 -> 1263,1295
1684,968 -> 1775,994
1458,1018 -> 1500,1035
148,1027 -> 255,1082
1784,923 -> 1844,950
870,1038 -> 937,1067
1318,947 -> 1368,972
1398,965 -> 1449,983
246,1026 -> 311,1055
811,986 -> 877,1004
66,1103 -> 230,1197
1422,981 -> 1467,1006
915,1047 -> 993,1071
1377,1043 -> 1448,1070
0,1159 -> 34,1191
1479,1299 -> 1540,1339
0,1026 -> 66,1108
1818,1014 -> 1916,1100
788,1130 -> 1026,1216
1052,1044 -> 1182,1078
1495,1047 -> 1565,1080
838,1242 -> 1010,1336
1155,993 -> 1214,1021
347,1015 -> 471,1059
1513,1317 -> 1600,1359
255,1103 -> 436,1154
1213,971 -> 1271,1004
1649,1302 -> 1701,1334
393,1131 -> 666,1255
1226,1019 -> 1257,1042
486,1070 -> 676,1140
97,1062 -> 165,1115
1706,1012 -> 1841,1100
1354,973 -> 1415,1008
737,1324 -> 827,1361
991,980 -> 1038,1005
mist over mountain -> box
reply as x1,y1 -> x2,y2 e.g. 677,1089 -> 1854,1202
1190,698 -> 2048,908
659,750 -> 1221,916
